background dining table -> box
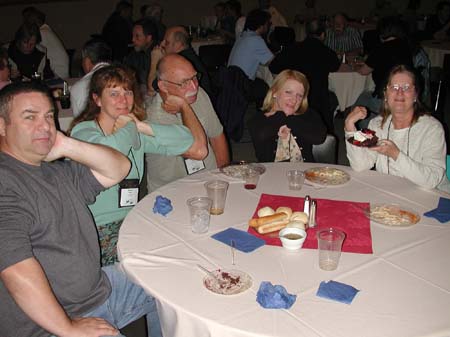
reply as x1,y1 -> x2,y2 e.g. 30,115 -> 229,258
422,40 -> 450,68
118,162 -> 450,337
329,70 -> 374,112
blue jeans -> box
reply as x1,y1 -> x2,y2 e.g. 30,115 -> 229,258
82,265 -> 162,337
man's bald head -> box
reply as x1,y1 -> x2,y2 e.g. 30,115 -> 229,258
161,26 -> 190,54
157,54 -> 199,104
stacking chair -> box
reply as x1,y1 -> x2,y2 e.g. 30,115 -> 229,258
312,134 -> 338,164
198,44 -> 232,76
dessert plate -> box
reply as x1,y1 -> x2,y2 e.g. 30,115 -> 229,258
220,163 -> 266,179
203,269 -> 252,295
368,204 -> 420,227
304,167 -> 350,186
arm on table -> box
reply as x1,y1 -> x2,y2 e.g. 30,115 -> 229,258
0,258 -> 118,337
46,131 -> 130,188
433,22 -> 450,40
209,132 -> 230,168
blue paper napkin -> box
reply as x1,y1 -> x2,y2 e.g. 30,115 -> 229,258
424,197 -> 450,223
316,280 -> 359,304
256,281 -> 297,309
211,228 -> 265,253
152,195 -> 173,216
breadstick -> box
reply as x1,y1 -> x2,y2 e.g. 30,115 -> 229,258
248,212 -> 289,228
257,220 -> 289,234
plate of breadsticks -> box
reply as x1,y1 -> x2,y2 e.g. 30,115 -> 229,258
248,206 -> 308,235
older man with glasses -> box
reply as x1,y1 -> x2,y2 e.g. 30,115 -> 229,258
145,53 -> 229,193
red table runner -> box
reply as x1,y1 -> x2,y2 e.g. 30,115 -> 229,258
247,194 -> 373,254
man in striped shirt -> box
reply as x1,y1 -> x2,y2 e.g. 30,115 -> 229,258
325,13 -> 363,59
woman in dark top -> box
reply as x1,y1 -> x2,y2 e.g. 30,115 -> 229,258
249,69 -> 327,162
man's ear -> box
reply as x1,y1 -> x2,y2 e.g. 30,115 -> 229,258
0,117 -> 6,137
157,80 -> 167,93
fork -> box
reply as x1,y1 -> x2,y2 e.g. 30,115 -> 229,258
230,239 -> 236,265
197,264 -> 226,286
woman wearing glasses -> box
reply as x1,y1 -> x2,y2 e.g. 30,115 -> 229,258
249,69 -> 327,162
345,64 -> 447,190
69,64 -> 206,266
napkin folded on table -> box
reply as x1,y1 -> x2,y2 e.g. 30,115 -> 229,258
211,228 -> 265,253
316,280 -> 359,304
256,281 -> 296,309
424,197 -> 450,223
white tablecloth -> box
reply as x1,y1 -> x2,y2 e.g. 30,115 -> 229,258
191,36 -> 227,55
118,162 -> 450,337
329,72 -> 375,111
422,40 -> 450,68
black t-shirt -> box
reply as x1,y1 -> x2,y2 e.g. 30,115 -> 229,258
366,38 -> 413,97
269,38 -> 340,119
8,42 -> 45,79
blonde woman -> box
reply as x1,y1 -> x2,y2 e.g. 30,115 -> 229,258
249,69 -> 327,162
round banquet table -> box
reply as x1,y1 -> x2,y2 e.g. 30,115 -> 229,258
118,162 -> 450,337
328,71 -> 375,112
422,40 -> 450,68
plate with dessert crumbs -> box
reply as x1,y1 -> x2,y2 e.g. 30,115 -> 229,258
304,167 -> 350,186
203,269 -> 252,295
347,128 -> 379,147
368,204 -> 420,227
220,162 -> 265,179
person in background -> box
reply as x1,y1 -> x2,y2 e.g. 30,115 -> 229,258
0,81 -> 161,337
249,69 -> 327,163
228,9 -> 274,108
146,54 -> 229,192
149,26 -> 213,97
142,2 -> 166,44
102,1 -> 133,61
7,23 -> 53,80
22,7 -> 69,79
214,2 -> 226,31
325,13 -> 363,58
345,64 -> 447,190
270,19 -> 341,134
425,1 -> 450,40
0,48 -> 11,90
354,16 -> 413,125
70,64 -> 206,266
124,18 -> 157,91
70,38 -> 112,117
219,0 -> 242,42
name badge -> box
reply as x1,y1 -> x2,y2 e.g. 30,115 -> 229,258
118,179 -> 139,208
184,158 -> 206,175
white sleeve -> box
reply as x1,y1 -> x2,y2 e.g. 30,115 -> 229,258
395,119 -> 446,189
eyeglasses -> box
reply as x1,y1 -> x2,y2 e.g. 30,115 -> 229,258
387,83 -> 415,93
160,73 -> 201,89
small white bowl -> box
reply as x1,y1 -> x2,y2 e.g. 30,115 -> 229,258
279,227 -> 307,251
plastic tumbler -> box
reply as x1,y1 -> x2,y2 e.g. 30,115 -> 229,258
287,170 -> 305,190
204,180 -> 229,215
187,197 -> 212,233
317,228 -> 346,271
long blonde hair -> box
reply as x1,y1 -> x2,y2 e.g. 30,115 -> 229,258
262,69 -> 309,115
68,64 -> 146,134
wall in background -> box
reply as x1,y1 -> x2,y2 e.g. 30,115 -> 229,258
0,0 -> 440,54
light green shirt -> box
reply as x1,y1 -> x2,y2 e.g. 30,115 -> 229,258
71,120 -> 193,226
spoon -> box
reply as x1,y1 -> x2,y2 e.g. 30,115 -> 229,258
197,264 -> 226,286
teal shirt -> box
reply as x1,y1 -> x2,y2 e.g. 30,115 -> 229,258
71,120 -> 193,226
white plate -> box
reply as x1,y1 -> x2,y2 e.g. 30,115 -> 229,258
304,167 -> 350,186
203,269 -> 252,295
220,163 -> 266,179
368,204 -> 420,227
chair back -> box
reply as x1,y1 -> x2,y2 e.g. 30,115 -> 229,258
199,44 -> 232,73
312,134 -> 337,164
